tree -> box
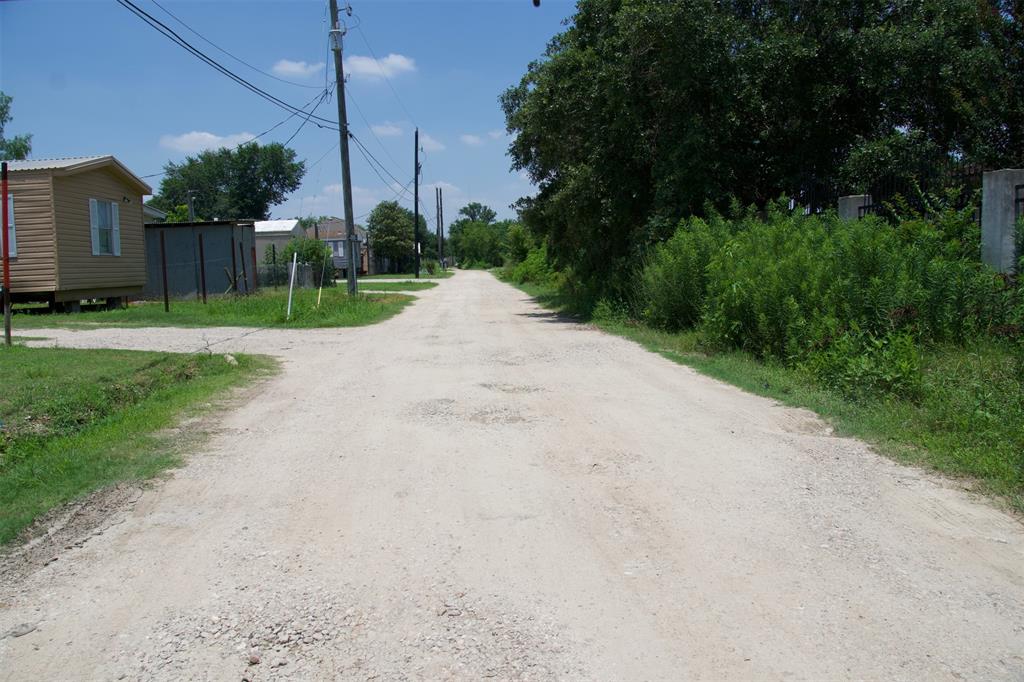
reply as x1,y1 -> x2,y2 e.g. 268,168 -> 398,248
0,92 -> 32,161
502,0 -> 1024,296
164,204 -> 192,223
366,201 -> 428,272
458,202 -> 497,224
297,215 -> 331,234
281,236 -> 333,286
149,142 -> 305,220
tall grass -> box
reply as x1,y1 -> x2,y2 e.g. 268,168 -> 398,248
13,288 -> 414,330
0,346 -> 272,543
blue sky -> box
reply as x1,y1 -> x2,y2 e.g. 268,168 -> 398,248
0,0 -> 576,230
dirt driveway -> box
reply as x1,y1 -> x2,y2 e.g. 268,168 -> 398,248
1,270 -> 1022,680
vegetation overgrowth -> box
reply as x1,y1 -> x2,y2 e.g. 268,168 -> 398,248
501,0 -> 1024,298
499,203 -> 1024,510
12,288 -> 413,329
0,346 -> 272,543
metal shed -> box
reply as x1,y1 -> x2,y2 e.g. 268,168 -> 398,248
143,221 -> 257,300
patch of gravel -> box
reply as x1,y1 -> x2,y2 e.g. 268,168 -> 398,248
112,582 -> 587,680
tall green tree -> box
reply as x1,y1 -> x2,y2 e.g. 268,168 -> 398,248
150,142 -> 305,220
502,0 -> 1024,295
457,202 -> 497,224
0,92 -> 32,161
365,201 -> 428,271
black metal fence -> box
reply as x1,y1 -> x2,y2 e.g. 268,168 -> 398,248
854,159 -> 986,221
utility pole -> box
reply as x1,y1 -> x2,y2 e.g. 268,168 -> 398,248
438,186 -> 445,270
435,186 -> 442,269
1,162 -> 11,346
186,189 -> 196,222
329,0 -> 358,295
413,127 -> 420,278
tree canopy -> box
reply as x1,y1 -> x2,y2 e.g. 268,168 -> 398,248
365,201 -> 431,271
502,0 -> 1024,292
149,142 -> 305,220
0,92 -> 32,161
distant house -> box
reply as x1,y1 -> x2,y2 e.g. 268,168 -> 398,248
310,217 -> 370,276
254,219 -> 303,261
143,204 -> 167,223
3,156 -> 151,310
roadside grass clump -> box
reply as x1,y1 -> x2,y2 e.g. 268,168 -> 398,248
13,288 -> 414,330
0,345 -> 272,543
357,281 -> 438,292
361,270 -> 454,280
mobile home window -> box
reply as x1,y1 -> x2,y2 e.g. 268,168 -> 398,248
4,194 -> 15,257
89,198 -> 121,256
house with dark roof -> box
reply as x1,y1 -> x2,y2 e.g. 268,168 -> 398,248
4,155 -> 151,309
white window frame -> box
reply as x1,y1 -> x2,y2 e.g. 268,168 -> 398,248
89,198 -> 121,256
4,194 -> 15,257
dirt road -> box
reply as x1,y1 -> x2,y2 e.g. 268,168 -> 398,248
2,270 -> 1022,680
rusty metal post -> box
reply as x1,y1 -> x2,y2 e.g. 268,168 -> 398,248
230,229 -> 238,290
251,246 -> 259,290
2,162 -> 11,346
238,241 -> 249,293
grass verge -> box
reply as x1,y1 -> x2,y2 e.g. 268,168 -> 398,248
0,345 -> 274,543
504,276 -> 1024,512
360,270 -> 454,279
12,288 -> 414,330
357,281 -> 438,291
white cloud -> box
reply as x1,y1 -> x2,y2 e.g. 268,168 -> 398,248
371,122 -> 403,137
460,134 -> 483,146
271,59 -> 325,79
488,130 -> 505,139
159,130 -> 255,154
420,133 -> 445,152
425,180 -> 460,193
344,53 -> 416,80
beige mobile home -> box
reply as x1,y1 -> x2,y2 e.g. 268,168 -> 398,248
4,156 -> 151,309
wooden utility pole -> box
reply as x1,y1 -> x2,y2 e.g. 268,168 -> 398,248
435,187 -> 441,268
329,0 -> 358,295
1,162 -> 11,346
413,127 -> 420,278
438,186 -> 445,270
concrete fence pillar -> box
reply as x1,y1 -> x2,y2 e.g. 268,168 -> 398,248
981,169 -> 1023,274
838,194 -> 872,221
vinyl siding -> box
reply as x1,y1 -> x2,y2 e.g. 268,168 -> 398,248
6,171 -> 57,293
53,168 -> 146,291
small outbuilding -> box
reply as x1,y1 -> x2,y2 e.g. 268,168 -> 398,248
4,156 -> 151,308
143,220 -> 257,299
254,219 -> 303,261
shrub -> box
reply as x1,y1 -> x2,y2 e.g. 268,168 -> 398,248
423,259 -> 439,275
804,327 -> 923,402
510,244 -> 556,285
637,215 -> 731,331
701,208 -> 1011,359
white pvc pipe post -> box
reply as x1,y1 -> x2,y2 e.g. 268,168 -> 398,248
286,252 -> 298,320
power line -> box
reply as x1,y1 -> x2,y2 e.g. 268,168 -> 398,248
350,133 -> 414,198
345,85 -> 404,178
139,87 -> 333,179
117,0 -> 340,128
283,84 -> 334,148
351,137 -> 414,203
148,0 -> 324,90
